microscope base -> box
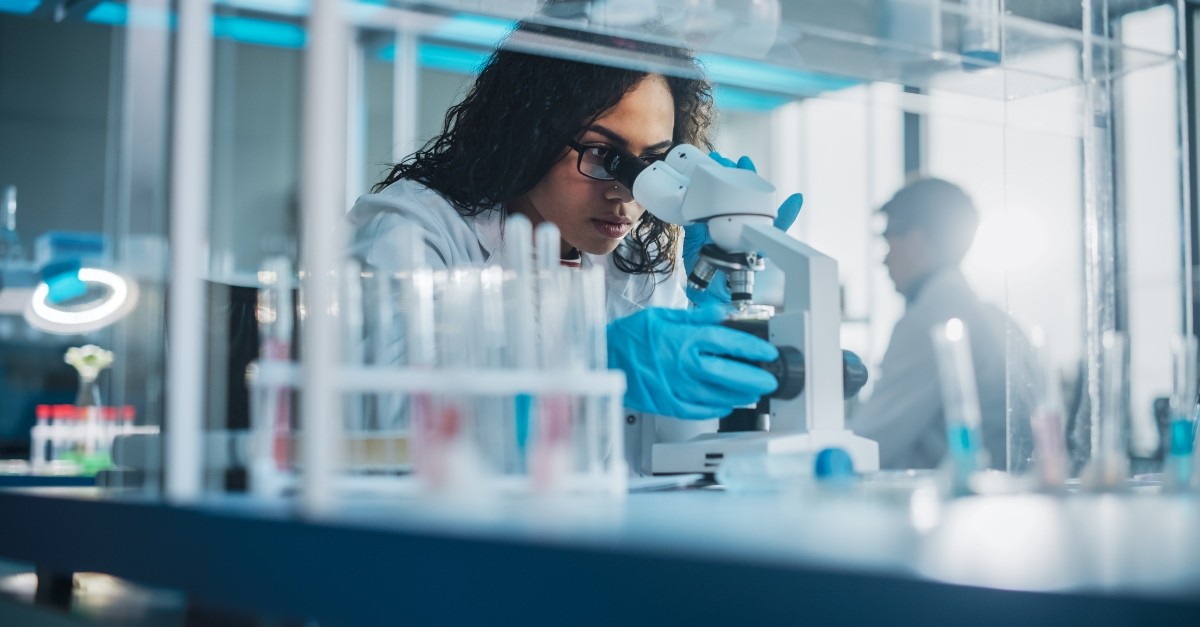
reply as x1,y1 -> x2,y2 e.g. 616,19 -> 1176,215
651,430 -> 879,476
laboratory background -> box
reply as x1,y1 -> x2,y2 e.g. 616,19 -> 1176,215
0,0 -> 1198,625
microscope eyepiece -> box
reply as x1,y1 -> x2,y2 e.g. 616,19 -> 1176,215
600,147 -> 650,190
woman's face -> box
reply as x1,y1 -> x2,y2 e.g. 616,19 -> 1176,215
510,74 -> 676,256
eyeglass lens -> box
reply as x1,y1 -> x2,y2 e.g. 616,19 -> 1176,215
576,145 -> 613,181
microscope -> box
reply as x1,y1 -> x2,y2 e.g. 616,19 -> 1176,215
600,144 -> 880,475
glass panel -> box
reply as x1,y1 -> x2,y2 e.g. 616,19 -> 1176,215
0,1 -> 171,486
1,0 -> 1187,496
1118,4 -> 1185,473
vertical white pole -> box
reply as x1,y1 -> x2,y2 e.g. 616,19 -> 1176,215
302,0 -> 349,516
392,30 -> 419,163
166,0 -> 212,503
345,32 -> 364,209
1176,0 -> 1194,345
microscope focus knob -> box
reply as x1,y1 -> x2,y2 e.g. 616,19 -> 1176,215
763,346 -> 805,400
841,350 -> 869,399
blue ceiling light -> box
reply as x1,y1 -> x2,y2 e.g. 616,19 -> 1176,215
418,43 -> 490,75
714,86 -> 793,112
86,1 -> 127,25
0,0 -> 39,15
87,1 -> 304,48
213,14 -> 304,48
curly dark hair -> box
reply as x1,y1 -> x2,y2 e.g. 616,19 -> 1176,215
374,25 -> 714,275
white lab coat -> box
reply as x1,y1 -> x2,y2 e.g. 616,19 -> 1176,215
850,268 -> 1034,470
346,179 -> 715,475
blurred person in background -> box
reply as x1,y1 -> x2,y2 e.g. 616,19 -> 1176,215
850,178 -> 1034,470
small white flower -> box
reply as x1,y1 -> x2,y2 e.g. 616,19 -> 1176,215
65,344 -> 114,381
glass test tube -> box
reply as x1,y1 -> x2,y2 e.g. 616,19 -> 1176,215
340,259 -> 367,469
505,214 -> 537,474
252,256 -> 294,495
474,265 -> 510,472
574,265 -> 608,484
1084,331 -> 1130,489
389,222 -> 441,485
440,268 -> 489,489
1029,327 -> 1068,488
931,318 -> 985,492
961,0 -> 1001,62
369,267 -> 404,469
1165,335 -> 1197,490
532,222 -> 573,491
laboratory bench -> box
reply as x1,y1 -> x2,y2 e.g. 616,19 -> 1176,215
0,474 -> 95,488
0,483 -> 1197,626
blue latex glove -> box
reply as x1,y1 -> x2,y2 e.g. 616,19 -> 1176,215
682,152 -> 804,307
607,305 -> 780,419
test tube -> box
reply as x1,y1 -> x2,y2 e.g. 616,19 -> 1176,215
505,215 -> 537,473
1164,335 -> 1197,490
474,265 -> 510,472
340,259 -> 367,469
931,318 -> 986,493
51,404 -> 72,463
961,0 -> 1002,64
1192,391 -> 1200,487
1028,327 -> 1069,489
122,405 -> 135,434
387,222 -> 434,475
253,256 -> 293,495
535,221 -> 561,273
532,222 -> 573,491
368,267 -> 404,469
31,404 -> 49,471
1083,331 -> 1130,490
576,266 -> 608,484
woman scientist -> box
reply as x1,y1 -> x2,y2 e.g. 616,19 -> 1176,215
347,25 -> 801,474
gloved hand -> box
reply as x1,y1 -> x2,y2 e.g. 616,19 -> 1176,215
682,152 -> 804,307
608,305 -> 780,419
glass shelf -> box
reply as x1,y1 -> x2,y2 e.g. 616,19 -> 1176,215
355,0 -> 1177,101
15,1 -> 1167,101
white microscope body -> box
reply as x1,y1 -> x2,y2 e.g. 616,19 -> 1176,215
602,144 -> 879,474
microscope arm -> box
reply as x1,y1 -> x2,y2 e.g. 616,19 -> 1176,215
740,224 -> 847,434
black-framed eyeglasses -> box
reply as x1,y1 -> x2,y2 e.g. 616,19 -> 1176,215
566,139 -> 667,181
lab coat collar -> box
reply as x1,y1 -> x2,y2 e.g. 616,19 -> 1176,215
471,208 -> 506,265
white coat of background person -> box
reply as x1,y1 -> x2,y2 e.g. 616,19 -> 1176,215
850,178 -> 1035,470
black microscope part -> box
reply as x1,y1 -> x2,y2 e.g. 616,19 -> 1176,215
600,146 -> 650,190
718,318 -> 870,433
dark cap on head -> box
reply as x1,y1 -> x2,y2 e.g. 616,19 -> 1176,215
880,177 -> 979,264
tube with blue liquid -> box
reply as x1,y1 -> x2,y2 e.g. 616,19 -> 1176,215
506,214 -> 537,471
1165,335 -> 1197,491
931,318 -> 986,494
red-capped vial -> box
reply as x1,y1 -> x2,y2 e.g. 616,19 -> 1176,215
122,405 -> 136,424
36,404 -> 50,425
